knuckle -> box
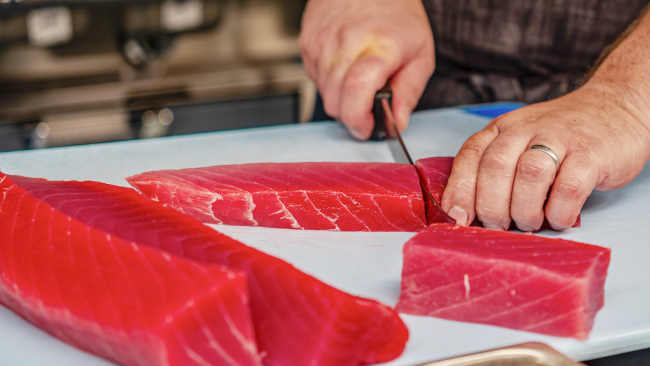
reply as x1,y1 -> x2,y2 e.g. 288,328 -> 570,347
457,145 -> 483,161
448,178 -> 475,195
342,74 -> 363,92
342,67 -> 376,91
484,122 -> 502,135
343,70 -> 366,91
493,108 -> 530,125
517,156 -> 552,183
339,26 -> 359,43
481,150 -> 515,173
554,178 -> 586,200
467,129 -> 491,142
498,108 -> 523,120
315,31 -> 330,49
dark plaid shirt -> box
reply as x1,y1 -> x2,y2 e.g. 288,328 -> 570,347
418,0 -> 650,108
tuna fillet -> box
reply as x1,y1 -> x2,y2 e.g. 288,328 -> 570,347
0,173 -> 260,366
414,157 -> 454,225
7,174 -> 408,366
415,157 -> 581,228
126,162 -> 426,232
396,224 -> 610,339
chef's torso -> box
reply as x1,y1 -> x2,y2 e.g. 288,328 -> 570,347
418,0 -> 650,108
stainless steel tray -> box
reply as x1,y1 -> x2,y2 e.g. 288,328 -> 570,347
419,343 -> 584,366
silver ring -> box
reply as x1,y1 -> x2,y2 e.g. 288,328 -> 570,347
530,145 -> 559,168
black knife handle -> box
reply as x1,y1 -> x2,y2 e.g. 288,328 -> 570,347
369,84 -> 393,141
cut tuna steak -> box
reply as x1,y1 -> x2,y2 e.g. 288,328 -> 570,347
396,224 -> 610,339
8,174 -> 408,366
415,157 -> 581,228
414,157 -> 454,225
0,173 -> 260,366
126,162 -> 426,232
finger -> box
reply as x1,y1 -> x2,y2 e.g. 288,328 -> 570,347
441,126 -> 499,226
475,130 -> 533,230
510,141 -> 567,232
298,8 -> 340,90
390,55 -> 435,131
317,38 -> 349,118
298,34 -> 317,82
316,30 -> 346,101
299,25 -> 330,87
545,152 -> 598,230
338,55 -> 396,139
321,33 -> 394,121
320,52 -> 348,120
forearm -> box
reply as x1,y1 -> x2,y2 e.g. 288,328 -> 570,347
585,5 -> 650,128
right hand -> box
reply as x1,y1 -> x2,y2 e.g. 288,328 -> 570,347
299,0 -> 435,139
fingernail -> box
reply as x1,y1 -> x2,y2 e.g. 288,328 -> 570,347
397,108 -> 410,131
448,206 -> 469,226
348,126 -> 366,140
483,223 -> 506,231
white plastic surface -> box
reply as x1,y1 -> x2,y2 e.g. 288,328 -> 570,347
0,107 -> 648,365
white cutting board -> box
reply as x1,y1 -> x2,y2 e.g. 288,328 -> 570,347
0,106 -> 648,366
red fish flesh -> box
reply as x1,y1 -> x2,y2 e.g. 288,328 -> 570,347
126,162 -> 426,232
8,173 -> 408,366
414,157 -> 454,225
0,173 -> 260,366
396,224 -> 610,339
415,157 -> 581,228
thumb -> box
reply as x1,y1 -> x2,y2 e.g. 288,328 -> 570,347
390,56 -> 435,131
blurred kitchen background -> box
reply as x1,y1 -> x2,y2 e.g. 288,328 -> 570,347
0,0 -> 314,151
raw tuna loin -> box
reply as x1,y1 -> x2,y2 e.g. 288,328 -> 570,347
0,173 -> 260,366
415,157 -> 581,228
396,224 -> 610,339
127,162 -> 426,232
8,173 -> 408,366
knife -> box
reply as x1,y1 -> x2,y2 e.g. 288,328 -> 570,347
371,84 -> 456,224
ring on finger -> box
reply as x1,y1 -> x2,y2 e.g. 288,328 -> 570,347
530,145 -> 559,168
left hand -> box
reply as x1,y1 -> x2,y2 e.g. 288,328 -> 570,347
441,81 -> 650,231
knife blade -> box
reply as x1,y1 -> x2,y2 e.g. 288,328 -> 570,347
371,85 -> 456,224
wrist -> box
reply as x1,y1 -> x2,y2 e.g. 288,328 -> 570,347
580,77 -> 650,131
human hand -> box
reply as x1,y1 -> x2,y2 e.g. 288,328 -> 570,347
298,0 -> 434,139
441,82 -> 650,231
